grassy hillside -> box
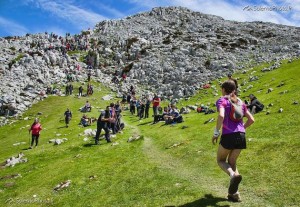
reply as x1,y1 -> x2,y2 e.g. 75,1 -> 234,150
0,59 -> 299,207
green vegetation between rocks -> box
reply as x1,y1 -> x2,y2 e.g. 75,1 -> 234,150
0,59 -> 299,206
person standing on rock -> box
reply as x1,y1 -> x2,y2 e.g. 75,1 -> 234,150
212,80 -> 254,202
95,106 -> 111,145
28,118 -> 42,149
64,108 -> 72,128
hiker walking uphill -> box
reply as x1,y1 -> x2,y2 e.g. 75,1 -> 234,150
212,80 -> 254,202
64,108 -> 72,128
28,118 -> 42,149
95,106 -> 111,145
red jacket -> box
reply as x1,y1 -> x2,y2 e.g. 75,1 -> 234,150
152,97 -> 161,107
31,123 -> 42,135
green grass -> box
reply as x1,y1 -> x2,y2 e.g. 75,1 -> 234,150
0,59 -> 300,206
67,51 -> 87,62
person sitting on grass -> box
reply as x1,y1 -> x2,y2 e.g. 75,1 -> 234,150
84,100 -> 92,112
153,106 -> 165,123
80,114 -> 92,127
164,104 -> 183,124
246,94 -> 264,114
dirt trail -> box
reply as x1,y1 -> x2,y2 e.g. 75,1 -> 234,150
142,136 -> 271,205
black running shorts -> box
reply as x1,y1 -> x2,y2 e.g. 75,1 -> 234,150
220,132 -> 246,150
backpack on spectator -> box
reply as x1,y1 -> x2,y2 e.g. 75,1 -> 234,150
228,98 -> 244,122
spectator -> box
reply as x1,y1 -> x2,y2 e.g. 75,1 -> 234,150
145,97 -> 151,118
28,118 -> 42,149
80,114 -> 91,127
126,93 -> 131,104
109,103 -> 117,134
69,84 -> 73,95
152,94 -> 161,122
64,108 -> 72,128
87,83 -> 93,95
130,98 -> 136,115
46,86 -> 52,94
78,86 -> 83,97
136,99 -> 141,117
114,101 -> 123,133
246,94 -> 264,114
139,101 -> 145,120
65,84 -> 70,96
83,100 -> 91,112
154,106 -> 168,123
126,93 -> 131,109
95,107 -> 111,145
130,85 -> 134,94
164,104 -> 183,124
87,72 -> 91,82
121,93 -> 127,109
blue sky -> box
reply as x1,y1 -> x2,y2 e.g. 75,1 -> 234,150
0,0 -> 299,37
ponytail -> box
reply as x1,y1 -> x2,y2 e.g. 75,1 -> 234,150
230,91 -> 238,103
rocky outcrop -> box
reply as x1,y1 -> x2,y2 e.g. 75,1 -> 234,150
1,6 -> 300,124
4,153 -> 27,167
91,7 -> 300,98
0,34 -> 90,119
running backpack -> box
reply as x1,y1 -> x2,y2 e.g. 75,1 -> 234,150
229,98 -> 244,122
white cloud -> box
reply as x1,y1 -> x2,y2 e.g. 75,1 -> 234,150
90,2 -> 126,19
126,0 -> 164,9
28,0 -> 107,30
0,16 -> 28,36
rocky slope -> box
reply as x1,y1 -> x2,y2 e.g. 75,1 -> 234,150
1,6 -> 300,122
91,7 -> 300,97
